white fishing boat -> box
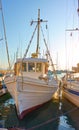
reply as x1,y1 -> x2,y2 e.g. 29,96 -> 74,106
4,9 -> 59,119
62,0 -> 79,107
62,72 -> 79,107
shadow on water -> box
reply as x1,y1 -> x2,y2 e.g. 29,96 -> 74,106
0,92 -> 78,129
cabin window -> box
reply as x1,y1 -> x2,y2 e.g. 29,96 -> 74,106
22,63 -> 27,71
28,62 -> 35,72
36,63 -> 42,72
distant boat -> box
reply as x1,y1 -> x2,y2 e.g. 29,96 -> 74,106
0,74 -> 7,96
62,0 -> 79,107
4,9 -> 59,119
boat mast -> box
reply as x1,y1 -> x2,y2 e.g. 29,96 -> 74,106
0,0 -> 11,70
36,9 -> 40,55
31,9 -> 47,57
65,0 -> 79,71
77,0 -> 79,16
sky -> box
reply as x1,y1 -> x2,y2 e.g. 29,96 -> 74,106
0,0 -> 79,70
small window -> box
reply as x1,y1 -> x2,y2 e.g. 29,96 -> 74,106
36,63 -> 42,72
22,63 -> 27,71
28,62 -> 35,72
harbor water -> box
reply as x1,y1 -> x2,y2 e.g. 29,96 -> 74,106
0,92 -> 79,130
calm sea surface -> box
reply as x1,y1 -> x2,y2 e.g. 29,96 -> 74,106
0,92 -> 79,130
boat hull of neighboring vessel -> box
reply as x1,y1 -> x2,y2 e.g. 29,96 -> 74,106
62,82 -> 79,107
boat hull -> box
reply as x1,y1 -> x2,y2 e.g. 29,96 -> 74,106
62,82 -> 79,107
4,76 -> 58,119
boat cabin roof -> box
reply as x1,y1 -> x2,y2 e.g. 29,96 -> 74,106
16,58 -> 48,63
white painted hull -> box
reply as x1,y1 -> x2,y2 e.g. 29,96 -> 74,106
4,75 -> 58,119
62,81 -> 79,107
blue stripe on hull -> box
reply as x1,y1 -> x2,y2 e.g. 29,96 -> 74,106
63,87 -> 79,96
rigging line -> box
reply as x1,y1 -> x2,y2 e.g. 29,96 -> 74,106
65,31 -> 67,70
22,24 -> 38,60
41,26 -> 58,81
72,0 -> 75,29
0,21 -> 3,42
65,0 -> 70,71
21,24 -> 38,89
46,23 -> 50,51
0,0 -> 11,70
77,0 -> 79,42
69,33 -> 74,69
10,53 -> 15,69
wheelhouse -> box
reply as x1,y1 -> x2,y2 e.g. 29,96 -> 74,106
14,58 -> 49,78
